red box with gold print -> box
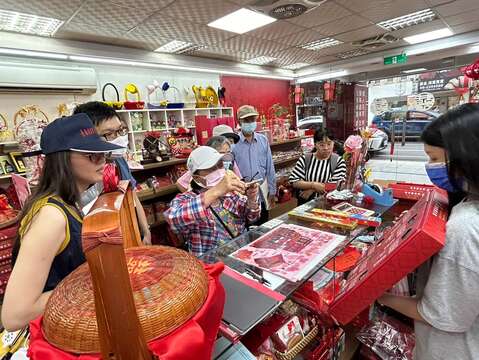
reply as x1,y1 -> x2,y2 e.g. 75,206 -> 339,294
329,189 -> 448,325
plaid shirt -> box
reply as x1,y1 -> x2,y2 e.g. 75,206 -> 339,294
165,191 -> 261,256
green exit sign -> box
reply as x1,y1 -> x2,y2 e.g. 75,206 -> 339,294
384,54 -> 408,65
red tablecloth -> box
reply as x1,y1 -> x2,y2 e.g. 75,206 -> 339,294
28,262 -> 225,360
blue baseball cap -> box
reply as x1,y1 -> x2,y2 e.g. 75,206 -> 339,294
40,113 -> 124,154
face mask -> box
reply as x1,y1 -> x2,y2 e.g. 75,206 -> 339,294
241,122 -> 256,134
108,135 -> 129,157
223,161 -> 232,170
195,168 -> 225,188
425,163 -> 458,192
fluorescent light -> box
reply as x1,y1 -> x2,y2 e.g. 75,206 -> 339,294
282,62 -> 310,70
404,28 -> 453,44
69,55 -> 293,80
335,48 -> 370,59
300,38 -> 343,51
0,47 -> 68,59
244,56 -> 276,65
377,9 -> 436,31
155,40 -> 204,54
402,67 -> 427,73
208,8 -> 276,34
297,70 -> 347,84
0,9 -> 63,36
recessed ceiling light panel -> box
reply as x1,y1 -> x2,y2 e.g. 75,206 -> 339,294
208,8 -> 276,34
0,9 -> 63,36
377,9 -> 437,31
282,62 -> 310,70
155,40 -> 205,54
402,67 -> 427,73
300,37 -> 343,51
404,28 -> 453,44
244,56 -> 277,65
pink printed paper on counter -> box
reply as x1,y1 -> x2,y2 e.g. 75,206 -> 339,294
230,224 -> 346,282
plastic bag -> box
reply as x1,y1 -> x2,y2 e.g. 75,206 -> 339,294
356,312 -> 415,360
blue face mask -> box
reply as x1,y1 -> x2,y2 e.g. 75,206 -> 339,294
241,122 -> 257,134
425,163 -> 458,192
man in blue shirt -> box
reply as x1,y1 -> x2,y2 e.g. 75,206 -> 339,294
232,105 -> 276,223
73,102 -> 151,244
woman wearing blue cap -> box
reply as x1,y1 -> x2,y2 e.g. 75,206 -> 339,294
1,113 -> 123,331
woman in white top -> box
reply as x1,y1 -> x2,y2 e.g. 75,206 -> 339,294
378,103 -> 479,360
289,128 -> 346,202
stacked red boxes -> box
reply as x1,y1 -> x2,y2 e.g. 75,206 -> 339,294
0,224 -> 18,296
329,189 -> 448,325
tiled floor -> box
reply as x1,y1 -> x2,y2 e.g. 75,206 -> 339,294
367,142 -> 431,184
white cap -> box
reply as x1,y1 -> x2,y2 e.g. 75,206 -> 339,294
187,146 -> 224,174
212,124 -> 240,143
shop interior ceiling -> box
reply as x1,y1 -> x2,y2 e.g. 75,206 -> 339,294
1,0 -> 479,77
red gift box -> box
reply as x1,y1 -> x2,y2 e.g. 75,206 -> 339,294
329,189 -> 448,325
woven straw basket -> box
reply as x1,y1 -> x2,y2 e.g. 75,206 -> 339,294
42,246 -> 209,354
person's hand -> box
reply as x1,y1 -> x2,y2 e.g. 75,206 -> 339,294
312,182 -> 325,193
246,183 -> 259,201
142,229 -> 152,245
213,171 -> 246,198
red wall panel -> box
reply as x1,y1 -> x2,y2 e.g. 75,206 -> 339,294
220,76 -> 291,122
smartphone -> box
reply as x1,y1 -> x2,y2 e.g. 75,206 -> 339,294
245,179 -> 263,188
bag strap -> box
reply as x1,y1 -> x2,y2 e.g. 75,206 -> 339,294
209,205 -> 235,239
330,153 -> 339,174
102,83 -> 120,102
304,152 -> 313,181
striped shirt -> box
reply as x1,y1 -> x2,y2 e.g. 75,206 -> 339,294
289,153 -> 347,184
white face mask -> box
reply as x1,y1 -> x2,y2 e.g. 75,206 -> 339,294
194,168 -> 226,188
108,135 -> 129,157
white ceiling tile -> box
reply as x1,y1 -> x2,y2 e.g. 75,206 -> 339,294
133,15 -> 234,46
270,47 -> 324,64
335,0 -> 395,13
57,22 -> 127,39
249,21 -> 306,41
334,25 -> 386,42
434,0 -> 479,17
220,35 -> 288,56
0,0 -> 83,20
109,0 -> 173,11
426,0 -> 453,5
451,21 -> 479,34
444,9 -> 479,26
161,0 -> 240,25
276,29 -> 325,46
313,15 -> 372,37
287,1 -> 352,28
71,0 -> 151,30
360,0 -> 430,23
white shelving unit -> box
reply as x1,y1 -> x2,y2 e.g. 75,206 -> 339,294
116,107 -> 234,158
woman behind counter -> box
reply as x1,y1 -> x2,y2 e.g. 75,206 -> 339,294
289,128 -> 346,203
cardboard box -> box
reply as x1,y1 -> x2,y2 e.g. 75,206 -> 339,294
329,189 -> 448,325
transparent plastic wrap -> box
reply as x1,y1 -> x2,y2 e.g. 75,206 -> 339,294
356,311 -> 415,360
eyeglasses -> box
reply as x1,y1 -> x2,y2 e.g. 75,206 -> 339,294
80,153 -> 109,164
102,127 -> 128,141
